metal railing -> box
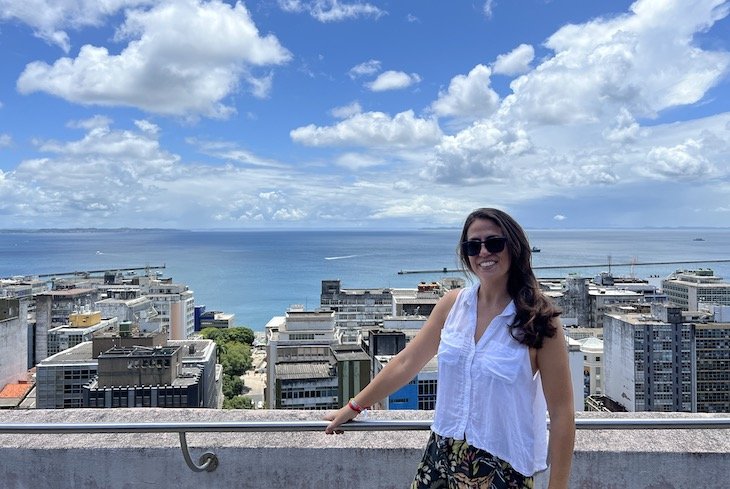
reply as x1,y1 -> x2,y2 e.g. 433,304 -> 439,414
1,417 -> 728,473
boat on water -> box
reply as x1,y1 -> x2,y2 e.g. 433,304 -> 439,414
693,238 -> 705,241
531,246 -> 541,252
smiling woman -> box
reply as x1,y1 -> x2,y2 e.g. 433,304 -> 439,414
324,208 -> 575,489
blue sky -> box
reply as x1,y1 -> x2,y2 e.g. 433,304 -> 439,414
1,0 -> 729,230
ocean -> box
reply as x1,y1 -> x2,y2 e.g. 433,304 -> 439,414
1,228 -> 728,331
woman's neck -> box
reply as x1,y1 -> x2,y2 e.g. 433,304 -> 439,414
477,281 -> 511,309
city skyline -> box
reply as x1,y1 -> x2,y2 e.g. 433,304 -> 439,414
1,0 -> 729,230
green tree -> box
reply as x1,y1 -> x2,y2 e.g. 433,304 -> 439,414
200,327 -> 223,342
222,375 -> 245,399
223,396 -> 254,409
220,327 -> 254,345
220,342 -> 252,376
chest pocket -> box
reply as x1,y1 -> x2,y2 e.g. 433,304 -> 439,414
437,327 -> 464,365
480,343 -> 523,383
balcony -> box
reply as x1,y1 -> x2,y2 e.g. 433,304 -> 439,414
0,409 -> 728,489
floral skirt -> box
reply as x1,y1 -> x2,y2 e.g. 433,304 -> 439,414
410,432 -> 534,489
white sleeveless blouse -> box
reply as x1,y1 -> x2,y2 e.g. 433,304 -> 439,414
431,284 -> 548,477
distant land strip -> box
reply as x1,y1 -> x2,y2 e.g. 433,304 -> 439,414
398,259 -> 730,275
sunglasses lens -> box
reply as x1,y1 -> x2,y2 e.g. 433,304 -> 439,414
465,241 -> 481,256
463,237 -> 506,256
485,237 -> 506,253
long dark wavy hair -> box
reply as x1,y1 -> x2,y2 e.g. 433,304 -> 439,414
458,208 -> 560,349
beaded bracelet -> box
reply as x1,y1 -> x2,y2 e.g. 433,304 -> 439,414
347,398 -> 368,413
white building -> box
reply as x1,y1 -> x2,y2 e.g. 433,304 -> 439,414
265,307 -> 336,409
662,269 -> 730,310
0,298 -> 30,392
47,313 -> 118,356
580,336 -> 604,397
143,281 -> 195,340
95,296 -> 161,333
604,305 -> 693,412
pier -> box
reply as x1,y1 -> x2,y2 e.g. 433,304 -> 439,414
36,265 -> 166,278
397,259 -> 730,275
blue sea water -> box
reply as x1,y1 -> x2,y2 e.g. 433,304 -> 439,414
1,228 -> 728,331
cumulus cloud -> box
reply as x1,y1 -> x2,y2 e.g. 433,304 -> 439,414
603,108 -> 643,143
16,0 -> 292,117
422,120 -> 532,184
277,0 -> 385,22
431,64 -> 500,119
492,44 -> 534,76
0,0 -> 153,52
524,157 -> 620,187
499,0 -> 730,126
290,110 -> 442,148
348,59 -> 381,79
643,139 -> 714,180
366,71 -> 421,92
331,101 -> 362,119
553,214 -> 567,221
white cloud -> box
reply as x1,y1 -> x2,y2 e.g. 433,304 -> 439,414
499,0 -> 730,126
422,120 -> 532,184
16,0 -> 292,117
603,108 -> 643,143
370,195 -> 469,220
348,59 -> 381,79
483,0 -> 496,19
334,152 -> 384,170
277,0 -> 385,22
366,70 -> 421,92
0,133 -> 11,147
188,138 -> 288,169
290,110 -> 442,148
67,115 -> 113,130
431,64 -> 500,119
331,101 -> 362,119
553,214 -> 566,221
492,44 -> 534,76
643,139 -> 715,180
0,0 -> 154,52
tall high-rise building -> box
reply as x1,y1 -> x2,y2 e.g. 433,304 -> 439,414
604,303 -> 730,412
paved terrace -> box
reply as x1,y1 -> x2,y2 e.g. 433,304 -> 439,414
0,409 -> 728,489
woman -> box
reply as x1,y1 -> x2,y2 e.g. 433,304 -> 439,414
325,208 -> 575,488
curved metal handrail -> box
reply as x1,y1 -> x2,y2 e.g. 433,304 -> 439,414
1,418 -> 728,472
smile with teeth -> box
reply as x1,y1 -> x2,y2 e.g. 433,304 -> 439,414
479,260 -> 497,268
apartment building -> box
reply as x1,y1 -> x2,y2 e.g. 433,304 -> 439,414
36,335 -> 217,409
35,288 -> 101,364
604,303 -> 730,412
265,307 -> 337,409
662,269 -> 730,310
320,279 -> 394,343
47,311 -> 118,356
0,298 -> 30,393
142,280 -> 195,340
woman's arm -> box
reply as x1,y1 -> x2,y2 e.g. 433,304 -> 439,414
324,289 -> 459,433
536,320 -> 576,489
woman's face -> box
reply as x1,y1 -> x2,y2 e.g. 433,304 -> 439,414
465,218 -> 511,286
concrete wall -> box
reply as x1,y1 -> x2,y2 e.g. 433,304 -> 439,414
0,299 -> 27,389
0,410 -> 728,489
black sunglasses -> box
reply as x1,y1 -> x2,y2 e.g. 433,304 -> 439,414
462,236 -> 507,256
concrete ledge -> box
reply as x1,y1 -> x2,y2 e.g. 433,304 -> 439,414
0,410 -> 728,489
